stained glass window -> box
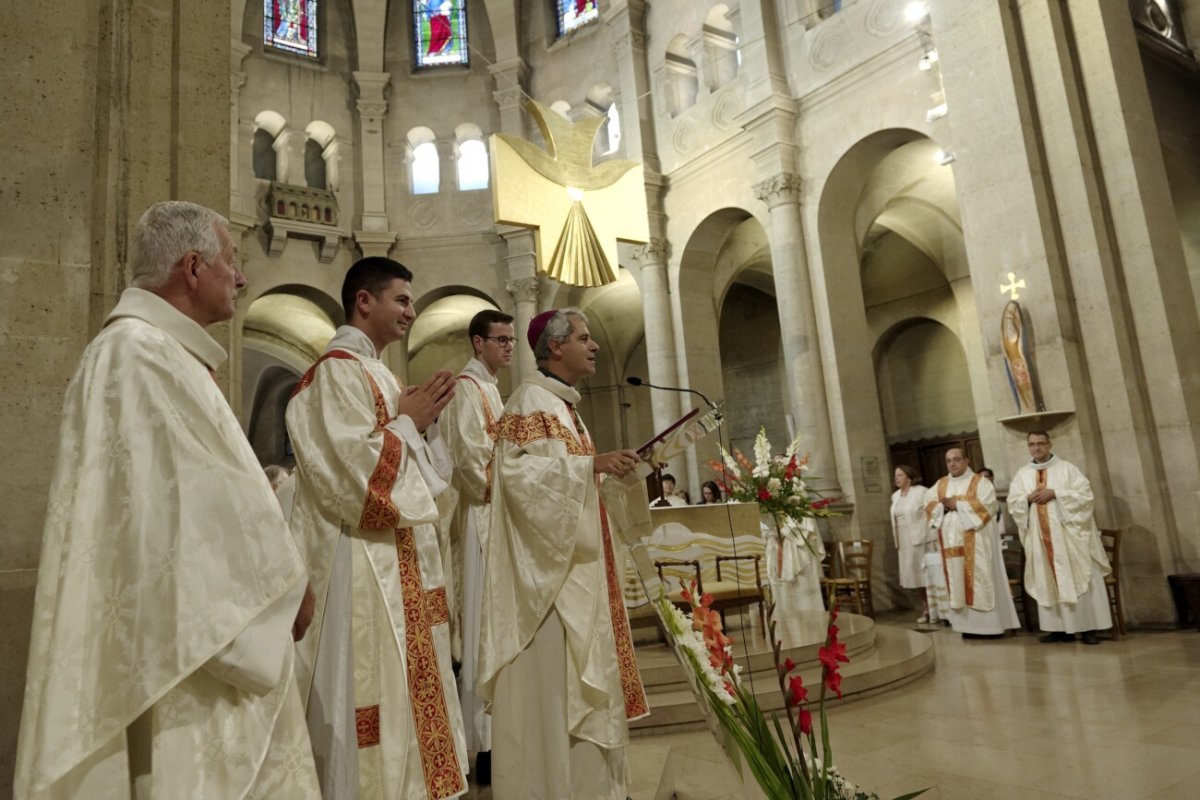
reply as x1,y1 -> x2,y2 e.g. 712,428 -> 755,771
264,1 -> 319,59
558,0 -> 600,36
414,1 -> 469,69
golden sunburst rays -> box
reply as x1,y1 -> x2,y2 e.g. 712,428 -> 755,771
490,100 -> 649,288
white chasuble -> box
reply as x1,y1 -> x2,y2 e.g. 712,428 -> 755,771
479,372 -> 648,800
1007,457 -> 1111,630
924,471 -> 1019,635
16,289 -> 319,800
439,358 -> 503,754
286,325 -> 467,800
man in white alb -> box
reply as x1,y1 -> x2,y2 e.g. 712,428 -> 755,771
286,257 -> 468,799
479,308 -> 649,799
439,308 -> 514,785
1007,430 -> 1111,645
649,473 -> 686,507
15,201 -> 320,799
924,448 -> 1020,638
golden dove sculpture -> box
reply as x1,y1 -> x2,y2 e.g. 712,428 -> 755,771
490,100 -> 649,287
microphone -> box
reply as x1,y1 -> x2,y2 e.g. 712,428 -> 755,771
626,376 -> 717,409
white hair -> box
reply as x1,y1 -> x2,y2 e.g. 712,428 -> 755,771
534,308 -> 587,361
130,201 -> 229,290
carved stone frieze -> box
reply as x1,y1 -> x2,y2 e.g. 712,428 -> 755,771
634,238 -> 670,264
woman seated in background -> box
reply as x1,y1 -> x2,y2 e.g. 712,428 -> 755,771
699,480 -> 723,504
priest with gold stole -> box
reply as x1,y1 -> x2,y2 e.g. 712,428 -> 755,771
478,308 -> 649,800
16,202 -> 320,799
439,309 -> 514,784
924,448 -> 1020,637
1007,430 -> 1111,645
286,258 -> 468,799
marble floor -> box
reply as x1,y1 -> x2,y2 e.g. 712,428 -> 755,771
464,618 -> 1200,799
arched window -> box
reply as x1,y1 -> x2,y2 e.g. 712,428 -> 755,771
664,35 -> 699,117
703,5 -> 740,91
264,0 -> 319,59
408,127 -> 440,194
414,1 -> 469,68
586,84 -> 620,157
455,124 -> 489,191
253,111 -> 288,181
557,0 -> 600,36
603,104 -> 621,155
305,120 -> 338,190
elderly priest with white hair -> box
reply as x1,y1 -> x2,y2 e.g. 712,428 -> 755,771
15,201 -> 320,799
478,308 -> 649,800
1007,430 -> 1112,645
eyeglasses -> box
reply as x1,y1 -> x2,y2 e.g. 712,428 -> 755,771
484,336 -> 517,347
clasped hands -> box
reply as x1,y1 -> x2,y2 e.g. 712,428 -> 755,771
1027,488 -> 1056,504
396,370 -> 456,431
595,448 -> 640,478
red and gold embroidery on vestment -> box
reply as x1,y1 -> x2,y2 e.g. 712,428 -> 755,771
355,704 -> 381,748
426,586 -> 450,626
1034,469 -> 1057,588
290,349 -> 356,398
495,409 -> 590,456
359,370 -> 404,530
599,500 -> 650,720
395,527 -> 465,799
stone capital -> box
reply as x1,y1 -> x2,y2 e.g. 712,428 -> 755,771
634,237 -> 670,264
352,71 -> 391,120
506,276 -> 541,304
753,173 -> 803,208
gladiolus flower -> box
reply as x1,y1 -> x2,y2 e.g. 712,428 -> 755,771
798,707 -> 813,734
778,657 -> 796,674
824,670 -> 843,699
787,674 -> 808,706
701,592 -> 714,608
818,641 -> 848,672
758,486 -> 771,501
784,455 -> 798,481
813,498 -> 833,510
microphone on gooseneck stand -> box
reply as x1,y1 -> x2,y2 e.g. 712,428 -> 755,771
625,376 -> 717,410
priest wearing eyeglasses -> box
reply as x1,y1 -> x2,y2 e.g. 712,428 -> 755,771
438,309 -> 515,785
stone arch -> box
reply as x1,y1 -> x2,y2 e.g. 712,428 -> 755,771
407,290 -> 513,393
815,127 -> 994,510
702,4 -> 739,91
253,110 -> 288,181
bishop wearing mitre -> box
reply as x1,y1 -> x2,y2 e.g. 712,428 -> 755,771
16,202 -> 320,799
478,308 -> 649,800
286,257 -> 468,799
924,447 -> 1020,637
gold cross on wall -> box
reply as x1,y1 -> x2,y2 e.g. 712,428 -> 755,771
1000,272 -> 1027,300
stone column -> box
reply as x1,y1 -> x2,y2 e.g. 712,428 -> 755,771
489,58 -> 528,137
352,71 -> 397,256
753,173 -> 839,491
229,41 -> 252,219
505,273 -> 541,382
635,238 -> 684,415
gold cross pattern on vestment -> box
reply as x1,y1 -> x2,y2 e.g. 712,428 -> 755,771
490,100 -> 649,287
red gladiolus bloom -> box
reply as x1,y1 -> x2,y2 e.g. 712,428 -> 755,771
758,486 -> 771,501
787,674 -> 808,706
812,497 -> 833,509
798,707 -> 813,735
818,641 -> 848,672
784,455 -> 797,480
778,657 -> 796,674
824,670 -> 843,699
701,592 -> 714,607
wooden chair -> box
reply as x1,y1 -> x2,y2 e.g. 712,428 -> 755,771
1000,532 -> 1034,631
822,540 -> 874,617
1100,528 -> 1126,637
654,555 -> 767,630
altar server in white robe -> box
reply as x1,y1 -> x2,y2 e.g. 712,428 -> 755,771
439,308 -> 514,782
891,465 -> 939,622
16,201 -> 320,800
924,448 -> 1020,637
479,308 -> 650,800
1007,430 -> 1112,645
286,258 -> 468,800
